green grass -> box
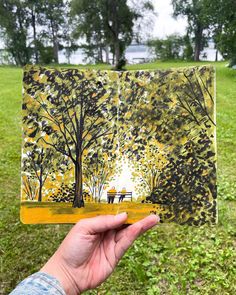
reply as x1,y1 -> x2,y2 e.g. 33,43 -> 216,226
0,61 -> 236,294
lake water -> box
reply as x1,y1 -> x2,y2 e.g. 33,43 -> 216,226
59,43 -> 223,65
0,43 -> 223,65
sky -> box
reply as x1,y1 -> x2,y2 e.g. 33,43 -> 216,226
153,0 -> 187,38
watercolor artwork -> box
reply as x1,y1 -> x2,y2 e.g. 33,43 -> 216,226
21,65 -> 217,225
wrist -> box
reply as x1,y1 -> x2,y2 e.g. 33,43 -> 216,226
41,256 -> 80,295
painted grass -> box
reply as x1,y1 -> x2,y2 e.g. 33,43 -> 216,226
20,201 -> 155,224
0,62 -> 236,294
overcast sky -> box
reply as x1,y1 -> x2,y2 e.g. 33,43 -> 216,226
153,0 -> 187,38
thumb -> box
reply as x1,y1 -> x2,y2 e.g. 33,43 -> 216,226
74,213 -> 128,234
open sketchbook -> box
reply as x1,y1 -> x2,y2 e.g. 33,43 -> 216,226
21,65 -> 217,225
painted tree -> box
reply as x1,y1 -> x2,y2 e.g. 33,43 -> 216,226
23,67 -> 118,207
118,70 -> 176,151
170,66 -> 215,129
22,99 -> 69,202
22,142 -> 54,201
22,174 -> 38,201
147,132 -> 217,225
118,67 -> 216,224
130,139 -> 169,196
118,71 -> 175,198
22,98 -> 56,201
83,138 -> 118,202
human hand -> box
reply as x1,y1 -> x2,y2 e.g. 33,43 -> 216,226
41,213 -> 159,295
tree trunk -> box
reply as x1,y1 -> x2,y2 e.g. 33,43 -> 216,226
215,49 -> 218,62
38,181 -> 43,202
194,39 -> 201,61
105,45 -> 110,64
53,37 -> 59,63
31,9 -> 39,64
194,26 -> 203,61
98,46 -> 103,63
73,153 -> 84,208
50,20 -> 59,63
114,40 -> 120,68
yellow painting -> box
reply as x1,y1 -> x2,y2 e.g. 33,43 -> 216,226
21,65 -> 217,225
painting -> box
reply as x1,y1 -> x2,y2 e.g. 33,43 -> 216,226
21,65 -> 217,225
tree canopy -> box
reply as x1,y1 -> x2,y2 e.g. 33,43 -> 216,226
71,0 -> 154,69
0,0 -> 236,65
171,0 -> 210,61
23,66 -> 119,207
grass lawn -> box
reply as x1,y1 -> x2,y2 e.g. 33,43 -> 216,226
0,61 -> 236,294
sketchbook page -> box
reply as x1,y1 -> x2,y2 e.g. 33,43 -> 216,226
21,66 -> 120,223
21,65 -> 216,225
119,66 -> 217,225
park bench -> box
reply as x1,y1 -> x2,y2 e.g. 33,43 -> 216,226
107,192 -> 133,202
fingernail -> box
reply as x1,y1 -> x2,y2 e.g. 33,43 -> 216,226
150,214 -> 160,223
115,212 -> 127,221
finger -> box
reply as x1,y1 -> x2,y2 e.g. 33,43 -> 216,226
115,214 -> 159,243
115,215 -> 159,260
74,213 -> 128,234
132,214 -> 160,236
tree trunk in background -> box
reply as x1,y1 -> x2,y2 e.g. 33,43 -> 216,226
194,25 -> 203,61
50,19 -> 59,63
53,36 -> 59,63
114,40 -> 120,68
31,9 -> 39,64
215,49 -> 218,61
105,45 -> 110,63
98,46 -> 103,63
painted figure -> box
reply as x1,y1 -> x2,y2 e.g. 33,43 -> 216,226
107,186 -> 117,204
119,187 -> 127,203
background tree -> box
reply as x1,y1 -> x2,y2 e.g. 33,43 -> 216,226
0,0 -> 30,65
38,0 -> 67,63
172,0 -> 210,61
71,0 -> 154,69
23,67 -> 118,207
205,0 -> 236,66
26,0 -> 42,64
147,34 -> 185,61
182,33 -> 194,60
70,1 -> 106,64
0,0 -> 71,65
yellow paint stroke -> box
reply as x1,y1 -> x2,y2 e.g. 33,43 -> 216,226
20,201 -> 162,224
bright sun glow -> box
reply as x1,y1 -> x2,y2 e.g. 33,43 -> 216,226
101,159 -> 137,202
